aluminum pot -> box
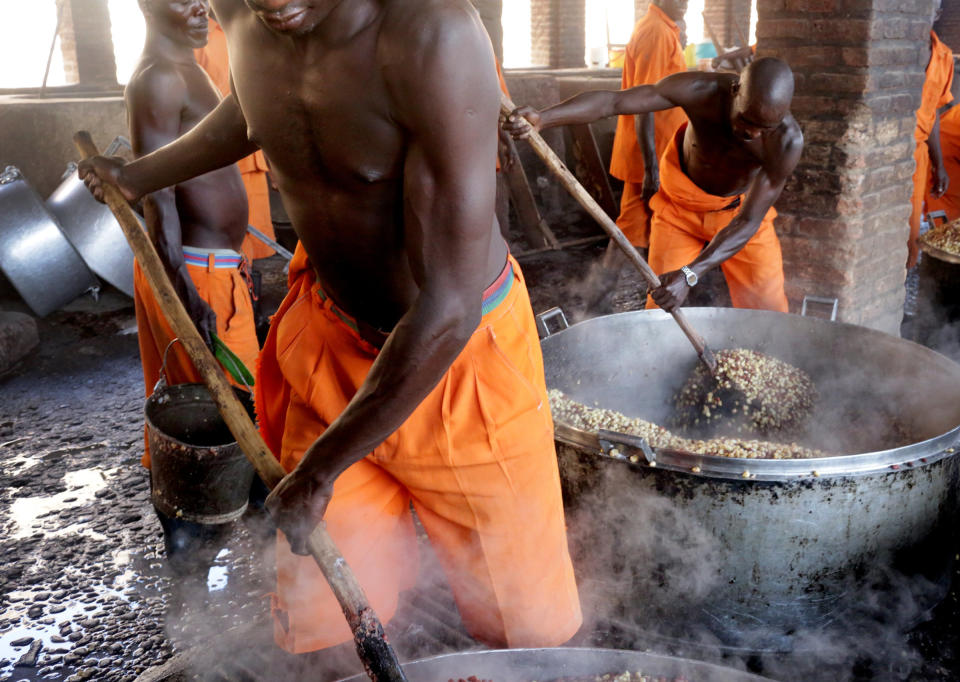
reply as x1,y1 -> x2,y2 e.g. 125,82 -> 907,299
46,137 -> 135,297
336,647 -> 769,681
540,308 -> 960,652
0,166 -> 99,316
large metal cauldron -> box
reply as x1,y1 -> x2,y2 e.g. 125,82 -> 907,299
541,308 -> 960,652
0,166 -> 99,316
337,647 -> 768,681
46,137 -> 135,297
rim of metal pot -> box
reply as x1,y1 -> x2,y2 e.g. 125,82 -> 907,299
555,422 -> 960,482
335,647 -> 772,681
541,308 -> 960,481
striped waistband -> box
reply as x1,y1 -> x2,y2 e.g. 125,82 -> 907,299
183,246 -> 244,269
314,257 -> 517,349
481,258 -> 515,316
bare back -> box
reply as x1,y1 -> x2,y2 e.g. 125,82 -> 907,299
212,0 -> 506,332
126,55 -> 248,250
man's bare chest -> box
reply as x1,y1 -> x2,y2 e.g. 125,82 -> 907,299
229,36 -> 404,185
684,123 -> 762,194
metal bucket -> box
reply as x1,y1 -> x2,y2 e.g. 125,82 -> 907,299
336,647 -> 770,681
46,136 -> 135,297
145,383 -> 256,524
915,243 -> 960,345
540,308 -> 960,652
0,166 -> 100,316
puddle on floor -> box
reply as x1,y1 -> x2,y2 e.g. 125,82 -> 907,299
8,468 -> 117,541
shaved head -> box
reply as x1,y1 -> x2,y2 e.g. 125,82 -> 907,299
730,57 -> 794,139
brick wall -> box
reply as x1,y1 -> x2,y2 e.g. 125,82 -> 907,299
58,0 -> 117,86
532,0 -> 586,68
758,0 -> 937,334
704,0 -> 753,48
934,2 -> 960,51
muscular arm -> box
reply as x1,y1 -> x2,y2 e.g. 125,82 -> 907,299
125,93 -> 257,198
637,112 -> 659,199
127,65 -> 217,342
929,111 -> 950,198
505,71 -> 711,135
266,5 -> 501,553
80,92 -> 256,203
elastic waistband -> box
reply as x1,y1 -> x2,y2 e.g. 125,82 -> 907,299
481,257 -> 515,316
183,246 -> 244,269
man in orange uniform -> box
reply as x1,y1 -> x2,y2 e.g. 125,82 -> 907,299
909,0 -> 953,268
507,58 -> 801,313
609,0 -> 688,251
125,0 -> 260,562
194,12 -> 276,261
81,0 -> 581,656
926,76 -> 960,222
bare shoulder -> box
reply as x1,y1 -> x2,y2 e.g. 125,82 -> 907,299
657,71 -> 729,108
125,58 -> 188,111
378,0 -> 490,67
772,114 -> 804,158
378,0 -> 497,122
766,113 -> 803,175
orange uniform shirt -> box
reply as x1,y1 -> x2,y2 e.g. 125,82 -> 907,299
608,5 -> 687,247
195,19 -> 276,260
609,5 -> 687,184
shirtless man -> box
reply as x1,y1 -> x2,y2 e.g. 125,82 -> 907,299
81,0 -> 580,654
125,0 -> 259,562
506,57 -> 803,313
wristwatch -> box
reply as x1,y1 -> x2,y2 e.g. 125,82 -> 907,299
681,265 -> 698,287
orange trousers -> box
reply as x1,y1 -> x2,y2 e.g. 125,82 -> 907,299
646,127 -> 788,312
255,247 -> 582,653
240,170 -> 276,261
135,252 -> 260,467
617,180 -> 652,248
909,141 -> 932,267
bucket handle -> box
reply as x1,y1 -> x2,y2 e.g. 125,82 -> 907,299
155,336 -> 254,394
153,338 -> 183,393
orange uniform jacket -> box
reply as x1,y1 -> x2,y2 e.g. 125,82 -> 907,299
647,125 -> 788,312
195,19 -> 276,261
926,102 -> 960,222
135,253 -> 260,467
910,31 -> 954,264
608,5 -> 687,248
255,244 -> 581,653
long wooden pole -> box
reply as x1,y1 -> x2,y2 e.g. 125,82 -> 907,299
499,96 -> 718,374
73,132 -> 407,682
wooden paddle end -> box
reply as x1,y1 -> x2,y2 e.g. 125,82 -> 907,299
73,131 -> 97,158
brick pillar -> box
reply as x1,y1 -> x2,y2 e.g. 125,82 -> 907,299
531,0 -> 586,68
704,0 -> 752,48
471,0 -> 504,64
635,0 -> 651,21
58,0 -> 118,87
934,3 -> 960,51
758,0 -> 936,334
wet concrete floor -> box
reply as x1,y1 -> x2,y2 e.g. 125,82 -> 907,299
0,293 -> 274,682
